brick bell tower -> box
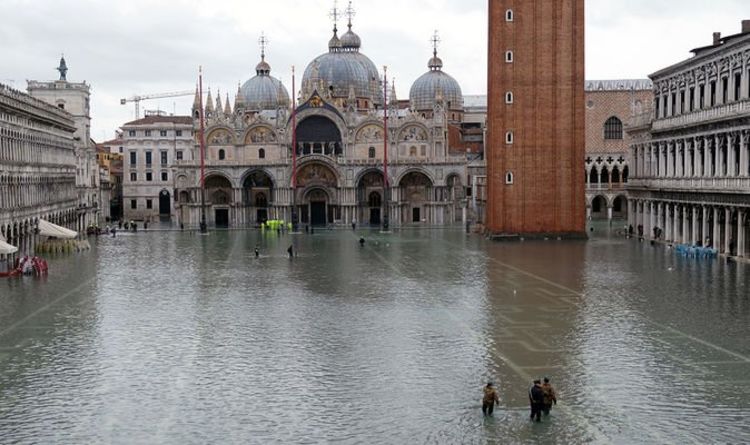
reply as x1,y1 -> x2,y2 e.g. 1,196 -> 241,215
486,0 -> 586,238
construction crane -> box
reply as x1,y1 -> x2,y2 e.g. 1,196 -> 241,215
120,90 -> 194,118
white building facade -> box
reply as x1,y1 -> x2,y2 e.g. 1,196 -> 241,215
628,21 -> 750,258
27,57 -> 100,231
120,114 -> 194,222
0,83 -> 78,254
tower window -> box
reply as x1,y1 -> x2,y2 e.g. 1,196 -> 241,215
259,148 -> 265,159
603,117 -> 623,140
505,172 -> 514,184
505,92 -> 513,104
505,131 -> 514,144
505,51 -> 513,63
218,149 -> 226,160
368,147 -> 375,158
506,9 -> 514,22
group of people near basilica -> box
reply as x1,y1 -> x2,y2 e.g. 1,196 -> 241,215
482,377 -> 557,422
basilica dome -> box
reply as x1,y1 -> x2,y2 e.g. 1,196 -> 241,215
239,55 -> 290,111
409,49 -> 463,112
302,23 -> 382,106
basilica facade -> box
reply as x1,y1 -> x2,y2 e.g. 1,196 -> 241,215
173,17 -> 469,228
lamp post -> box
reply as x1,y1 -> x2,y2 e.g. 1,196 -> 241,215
198,66 -> 207,233
291,66 -> 298,232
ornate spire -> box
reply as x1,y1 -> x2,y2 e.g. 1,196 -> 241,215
428,30 -> 443,71
234,81 -> 245,110
192,84 -> 200,111
345,1 -> 355,28
389,78 -> 398,105
340,1 -> 361,51
205,88 -> 214,114
224,92 -> 232,116
215,88 -> 223,114
57,54 -> 68,81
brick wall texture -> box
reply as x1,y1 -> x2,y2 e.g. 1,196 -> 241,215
486,0 -> 586,237
585,89 -> 652,155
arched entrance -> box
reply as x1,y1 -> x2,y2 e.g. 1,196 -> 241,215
243,170 -> 274,224
306,188 -> 329,226
205,174 -> 233,227
357,170 -> 384,226
612,195 -> 627,219
591,195 -> 607,220
296,115 -> 343,157
446,174 -> 464,223
296,162 -> 338,226
399,171 -> 433,224
159,190 -> 171,220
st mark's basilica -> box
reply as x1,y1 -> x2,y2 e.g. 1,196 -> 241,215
173,6 -> 472,228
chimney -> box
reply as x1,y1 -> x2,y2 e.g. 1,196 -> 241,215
713,32 -> 721,45
743,20 -> 750,34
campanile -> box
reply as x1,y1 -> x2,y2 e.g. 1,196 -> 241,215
486,0 -> 586,238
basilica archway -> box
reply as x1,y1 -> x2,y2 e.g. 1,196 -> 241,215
399,171 -> 433,224
296,162 -> 339,225
205,174 -> 233,227
356,170 -> 384,226
242,170 -> 274,224
296,115 -> 343,157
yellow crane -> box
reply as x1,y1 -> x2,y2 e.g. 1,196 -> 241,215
120,90 -> 194,118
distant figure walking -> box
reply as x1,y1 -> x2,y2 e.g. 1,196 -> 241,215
111,227 -> 116,238
529,379 -> 544,422
254,245 -> 260,258
351,216 -> 357,231
541,377 -> 557,416
482,382 -> 500,417
287,245 -> 294,258
359,237 -> 365,246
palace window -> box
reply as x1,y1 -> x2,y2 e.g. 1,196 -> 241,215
160,151 -> 168,165
505,172 -> 514,185
146,199 -> 152,209
505,91 -> 513,104
145,130 -> 152,137
128,130 -> 136,137
160,130 -> 167,137
734,72 -> 742,101
709,81 -> 716,107
146,172 -> 153,182
176,150 -> 183,161
505,131 -> 514,144
130,199 -> 137,209
410,146 -> 417,157
505,51 -> 514,63
161,171 -> 168,181
671,93 -> 676,116
218,149 -> 226,160
688,87 -> 695,112
145,151 -> 152,166
176,130 -> 182,137
368,147 -> 375,158
604,117 -> 623,140
129,151 -> 136,166
722,77 -> 728,103
258,148 -> 265,159
130,172 -> 137,182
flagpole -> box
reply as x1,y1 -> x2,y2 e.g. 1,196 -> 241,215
382,65 -> 390,231
291,66 -> 298,232
199,66 -> 207,233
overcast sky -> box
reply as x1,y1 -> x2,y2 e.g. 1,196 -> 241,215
2,0 -> 748,140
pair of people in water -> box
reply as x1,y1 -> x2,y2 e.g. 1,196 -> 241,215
482,377 -> 557,421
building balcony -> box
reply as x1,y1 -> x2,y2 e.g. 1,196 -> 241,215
586,183 -> 626,191
628,176 -> 750,193
651,99 -> 750,132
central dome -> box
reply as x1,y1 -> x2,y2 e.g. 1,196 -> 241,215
409,48 -> 463,112
302,24 -> 381,106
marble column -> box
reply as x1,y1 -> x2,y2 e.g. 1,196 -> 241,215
728,133 -> 736,177
725,207 -> 733,255
665,203 -> 672,241
692,206 -> 700,245
702,206 -> 710,245
740,131 -> 749,177
673,204 -> 681,243
738,209 -> 746,258
713,207 -> 721,251
667,142 -> 674,177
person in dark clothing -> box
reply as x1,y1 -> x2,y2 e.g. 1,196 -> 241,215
482,382 -> 500,417
254,245 -> 260,258
287,245 -> 294,258
529,379 -> 544,422
359,237 -> 365,246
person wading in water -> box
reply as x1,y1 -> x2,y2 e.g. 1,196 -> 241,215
482,382 -> 500,417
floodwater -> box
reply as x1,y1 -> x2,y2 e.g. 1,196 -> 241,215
1,225 -> 749,444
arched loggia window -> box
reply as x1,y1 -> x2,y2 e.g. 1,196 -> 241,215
604,116 -> 623,140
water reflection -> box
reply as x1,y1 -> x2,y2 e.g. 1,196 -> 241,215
0,228 -> 748,443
